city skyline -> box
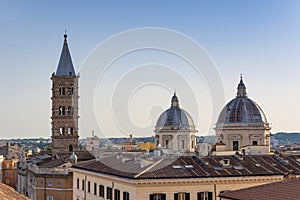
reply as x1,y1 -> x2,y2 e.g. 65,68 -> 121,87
1,1 -> 300,138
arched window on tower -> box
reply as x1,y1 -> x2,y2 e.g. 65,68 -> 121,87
69,145 -> 73,152
59,127 -> 65,135
67,127 -> 73,135
59,87 -> 65,96
69,85 -> 74,95
59,107 -> 65,116
68,107 -> 74,116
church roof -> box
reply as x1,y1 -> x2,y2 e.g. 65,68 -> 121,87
217,76 -> 268,125
55,33 -> 76,76
155,93 -> 196,131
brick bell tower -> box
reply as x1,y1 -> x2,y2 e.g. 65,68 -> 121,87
51,33 -> 79,158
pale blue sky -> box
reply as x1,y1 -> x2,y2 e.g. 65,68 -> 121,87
0,1 -> 300,138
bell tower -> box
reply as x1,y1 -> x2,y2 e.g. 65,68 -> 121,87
51,33 -> 79,157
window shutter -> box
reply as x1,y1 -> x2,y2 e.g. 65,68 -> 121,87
185,193 -> 190,200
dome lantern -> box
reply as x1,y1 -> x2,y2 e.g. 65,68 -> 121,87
237,74 -> 247,97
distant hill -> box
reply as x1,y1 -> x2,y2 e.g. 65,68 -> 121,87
272,132 -> 300,145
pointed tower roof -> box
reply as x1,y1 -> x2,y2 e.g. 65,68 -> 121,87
55,33 -> 76,76
237,74 -> 247,97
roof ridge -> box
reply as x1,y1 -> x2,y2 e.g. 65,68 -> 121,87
134,157 -> 165,178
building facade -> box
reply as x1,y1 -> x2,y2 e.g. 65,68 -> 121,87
27,161 -> 73,200
51,33 -> 80,158
2,158 -> 18,189
154,93 -> 197,152
71,153 -> 300,200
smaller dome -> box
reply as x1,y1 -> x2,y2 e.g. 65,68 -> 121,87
155,93 -> 195,131
70,152 -> 78,164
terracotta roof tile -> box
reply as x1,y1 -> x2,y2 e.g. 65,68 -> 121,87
219,178 -> 300,200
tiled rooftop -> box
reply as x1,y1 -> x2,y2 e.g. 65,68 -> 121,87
72,153 -> 300,179
219,178 -> 300,200
0,182 -> 28,200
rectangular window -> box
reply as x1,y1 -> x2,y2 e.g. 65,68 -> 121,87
180,140 -> 185,150
149,194 -> 166,200
107,187 -> 112,200
165,140 -> 170,149
233,141 -> 239,150
99,185 -> 104,197
123,191 -> 130,200
5,179 -> 9,184
76,178 -> 79,189
82,180 -> 85,191
252,141 -> 258,146
6,163 -> 9,168
174,192 -> 190,200
5,172 -> 9,176
48,180 -> 53,186
57,181 -> 62,187
94,183 -> 97,195
114,189 -> 120,200
88,181 -> 91,193
47,195 -> 54,200
197,192 -> 213,200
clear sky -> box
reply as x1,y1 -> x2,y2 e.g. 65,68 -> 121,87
0,1 -> 300,139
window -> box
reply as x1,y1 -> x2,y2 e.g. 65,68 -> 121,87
87,181 -> 90,193
6,163 -> 9,168
48,180 -> 53,186
47,195 -> 53,200
197,192 -> 212,200
149,194 -> 166,200
99,185 -> 104,197
59,127 -> 65,135
174,192 -> 190,200
59,87 -> 65,95
94,183 -> 97,195
57,181 -> 62,187
180,140 -> 185,150
69,86 -> 74,95
76,178 -> 79,189
252,141 -> 258,146
165,140 -> 170,149
68,107 -> 74,116
5,179 -> 9,184
123,192 -> 130,200
233,141 -> 239,150
107,187 -> 112,200
114,189 -> 120,200
5,171 -> 9,176
82,180 -> 85,191
67,127 -> 73,135
58,106 -> 65,116
69,144 -> 73,152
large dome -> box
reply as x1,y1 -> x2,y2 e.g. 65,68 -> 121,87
155,93 -> 195,131
217,77 -> 268,125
